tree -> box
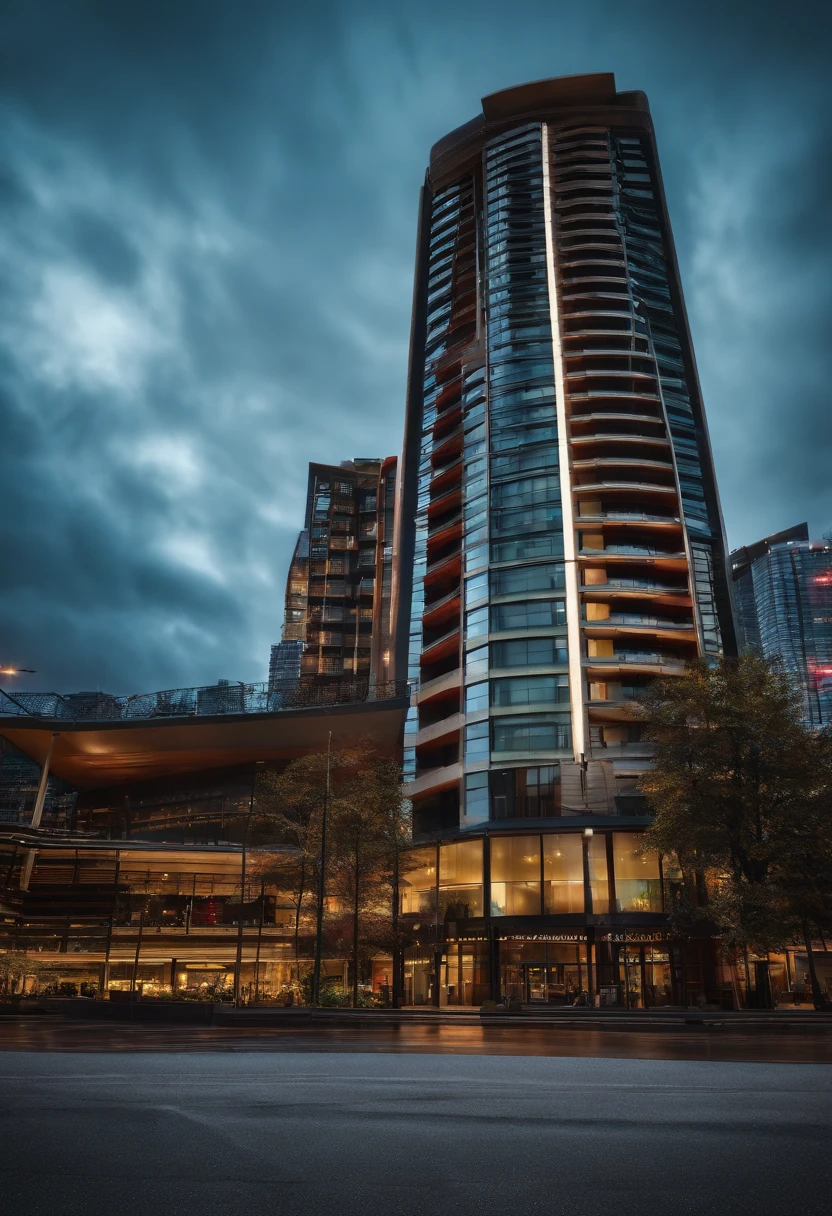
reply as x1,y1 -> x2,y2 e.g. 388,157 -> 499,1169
326,751 -> 410,1007
254,744 -> 408,1006
639,654 -> 832,1008
0,951 -> 43,997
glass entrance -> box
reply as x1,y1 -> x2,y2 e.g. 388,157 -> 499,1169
621,944 -> 673,1008
501,940 -> 588,1005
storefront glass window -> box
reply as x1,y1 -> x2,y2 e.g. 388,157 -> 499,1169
542,834 -> 584,913
439,839 -> 483,918
613,833 -> 662,912
490,835 -> 541,916
399,846 -> 437,915
587,834 -> 610,914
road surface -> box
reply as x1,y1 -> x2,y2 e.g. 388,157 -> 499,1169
1,1047 -> 830,1215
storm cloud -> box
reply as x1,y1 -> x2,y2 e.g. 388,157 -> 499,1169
1,0 -> 830,693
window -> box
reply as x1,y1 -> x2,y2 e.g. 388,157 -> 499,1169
490,835 -> 541,917
490,446 -> 558,482
491,533 -> 564,563
465,606 -> 489,639
491,475 -> 560,509
464,773 -> 489,826
492,562 -> 565,596
492,638 -> 569,669
491,676 -> 568,706
586,834 -> 609,914
465,720 -> 489,761
465,542 -> 488,572
492,600 -> 566,631
439,839 -> 483,918
465,682 -> 488,713
466,645 -> 489,680
490,766 -> 561,819
543,834 -> 584,913
465,572 -> 488,605
492,715 -> 571,754
400,847 -> 437,915
491,503 -> 562,538
613,833 -> 662,912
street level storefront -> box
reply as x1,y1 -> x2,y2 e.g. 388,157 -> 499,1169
0,836 -> 389,1004
402,929 -> 720,1009
398,829 -> 723,1008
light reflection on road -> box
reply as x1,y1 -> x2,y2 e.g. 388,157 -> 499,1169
1,1017 -> 831,1061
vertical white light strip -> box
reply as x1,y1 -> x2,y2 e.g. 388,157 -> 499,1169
541,123 -> 585,762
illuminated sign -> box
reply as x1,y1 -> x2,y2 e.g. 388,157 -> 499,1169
499,932 -> 587,942
600,931 -> 669,943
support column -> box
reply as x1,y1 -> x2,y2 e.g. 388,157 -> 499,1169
20,732 -> 58,891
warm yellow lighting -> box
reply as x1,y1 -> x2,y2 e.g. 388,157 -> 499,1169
584,828 -> 593,837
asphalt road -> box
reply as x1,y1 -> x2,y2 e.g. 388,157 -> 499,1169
1,1050 -> 830,1216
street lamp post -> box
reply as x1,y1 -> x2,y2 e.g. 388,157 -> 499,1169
234,760 -> 264,1009
311,731 -> 332,1006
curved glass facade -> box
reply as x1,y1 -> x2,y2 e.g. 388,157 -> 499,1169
399,76 -> 735,848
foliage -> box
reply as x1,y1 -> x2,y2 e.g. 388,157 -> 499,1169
0,951 -> 44,996
638,654 -> 832,1005
254,743 -> 410,1005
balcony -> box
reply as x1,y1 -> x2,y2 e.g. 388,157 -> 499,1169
403,761 -> 463,799
415,712 -> 463,749
428,513 -> 462,546
573,479 -> 679,500
582,581 -> 691,607
576,511 -> 681,528
422,587 -> 461,630
420,625 -> 461,665
585,653 -> 686,674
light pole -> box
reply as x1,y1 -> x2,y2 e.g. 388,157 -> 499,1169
311,731 -> 332,1006
234,760 -> 264,1009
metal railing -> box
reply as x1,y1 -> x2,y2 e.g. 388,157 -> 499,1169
0,678 -> 410,724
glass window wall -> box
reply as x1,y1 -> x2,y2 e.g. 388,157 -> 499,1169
613,833 -> 662,912
543,834 -> 584,913
492,714 -> 571,754
587,834 -> 610,914
490,835 -> 541,916
492,562 -> 565,596
491,675 -> 569,706
465,720 -> 489,760
399,847 -> 437,916
492,638 -> 569,669
439,839 -> 483,918
492,600 -> 566,631
465,682 -> 489,713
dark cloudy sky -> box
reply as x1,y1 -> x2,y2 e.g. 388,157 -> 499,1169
1,1 -> 830,694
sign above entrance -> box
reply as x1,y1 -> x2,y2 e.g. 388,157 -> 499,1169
600,931 -> 669,944
500,933 -> 587,943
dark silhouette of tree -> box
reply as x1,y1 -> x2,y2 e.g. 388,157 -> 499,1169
254,744 -> 408,1006
639,654 -> 832,1008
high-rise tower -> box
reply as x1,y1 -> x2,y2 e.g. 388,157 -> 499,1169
731,523 -> 832,729
396,74 -> 736,837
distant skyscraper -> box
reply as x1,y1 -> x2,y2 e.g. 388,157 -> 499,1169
277,457 -> 398,689
395,74 -> 736,836
731,523 -> 832,728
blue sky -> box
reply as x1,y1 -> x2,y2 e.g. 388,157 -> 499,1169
1,0 -> 830,693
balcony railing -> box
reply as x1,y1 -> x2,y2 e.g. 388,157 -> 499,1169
0,678 -> 411,724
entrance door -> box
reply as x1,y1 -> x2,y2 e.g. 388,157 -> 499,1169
624,946 -> 643,1008
525,964 -> 548,1002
